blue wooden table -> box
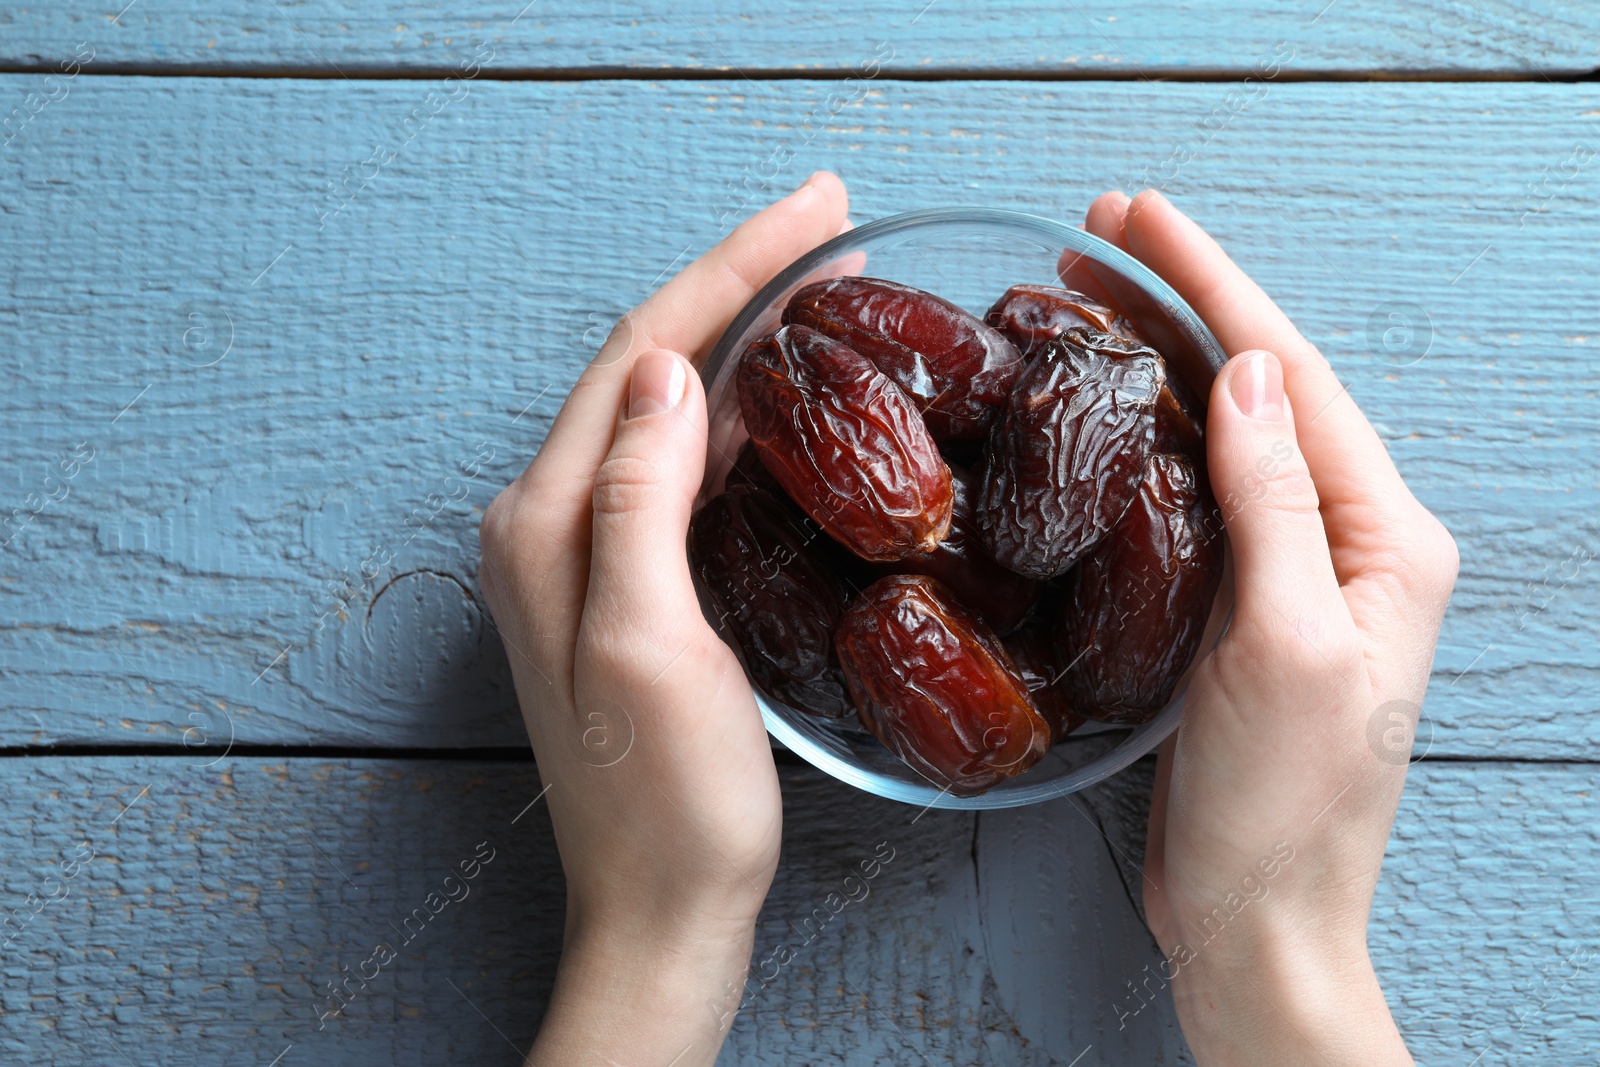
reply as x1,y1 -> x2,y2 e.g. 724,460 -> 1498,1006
2,3 -> 1598,1064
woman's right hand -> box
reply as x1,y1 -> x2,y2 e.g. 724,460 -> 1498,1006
479,173 -> 852,1067
1083,189 -> 1457,1065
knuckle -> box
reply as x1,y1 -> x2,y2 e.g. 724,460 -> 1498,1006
481,481 -> 551,555
1260,465 -> 1321,517
479,483 -> 566,604
591,453 -> 663,518
603,311 -> 635,349
589,313 -> 639,366
1369,508 -> 1461,608
1224,450 -> 1320,523
1418,513 -> 1461,592
478,488 -> 528,609
478,487 -> 522,571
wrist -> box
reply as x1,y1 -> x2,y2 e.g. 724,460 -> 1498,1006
1172,929 -> 1412,1066
530,905 -> 757,1066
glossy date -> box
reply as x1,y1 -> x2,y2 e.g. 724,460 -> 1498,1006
984,284 -> 1137,354
977,328 -> 1166,579
1059,453 -> 1224,724
988,284 -> 1203,459
784,276 -> 1023,440
689,484 -> 855,719
738,324 -> 954,562
835,575 -> 1050,795
872,464 -> 1040,634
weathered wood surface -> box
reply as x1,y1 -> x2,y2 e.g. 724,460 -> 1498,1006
2,1 -> 1597,75
0,757 -> 1592,1065
2,25 -> 1596,1065
2,77 -> 1596,756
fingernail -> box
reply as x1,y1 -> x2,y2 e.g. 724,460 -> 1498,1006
1229,350 -> 1285,421
796,171 -> 825,195
627,351 -> 687,420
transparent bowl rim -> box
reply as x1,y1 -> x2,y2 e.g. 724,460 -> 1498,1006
700,206 -> 1230,811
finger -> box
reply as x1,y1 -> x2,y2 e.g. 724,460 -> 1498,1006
526,171 -> 848,496
1121,190 -> 1418,533
493,176 -> 848,675
636,170 -> 852,367
1054,190 -> 1132,309
1123,191 -> 1460,633
582,348 -> 712,652
1083,190 -> 1132,253
1206,349 -> 1346,633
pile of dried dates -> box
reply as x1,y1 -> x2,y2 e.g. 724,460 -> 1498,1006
690,276 -> 1224,796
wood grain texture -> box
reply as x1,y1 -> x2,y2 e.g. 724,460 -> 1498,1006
1,1 -> 1597,75
0,756 -> 1591,1064
1,77 -> 1596,757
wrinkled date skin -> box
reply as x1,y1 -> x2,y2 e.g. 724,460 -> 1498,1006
835,575 -> 1051,796
785,277 -> 1023,441
738,324 -> 954,562
985,284 -> 1137,355
988,284 -> 1204,459
689,484 -> 856,719
873,464 -> 1040,635
725,437 -> 883,595
1002,618 -> 1084,743
978,328 -> 1166,579
1060,454 -> 1224,724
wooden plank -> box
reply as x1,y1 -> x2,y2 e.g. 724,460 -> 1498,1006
1,77 -> 1596,755
0,756 -> 1592,1063
1,2 -> 1597,75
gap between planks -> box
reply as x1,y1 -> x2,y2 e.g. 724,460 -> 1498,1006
0,63 -> 1595,82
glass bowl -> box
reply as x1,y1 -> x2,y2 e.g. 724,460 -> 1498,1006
695,208 -> 1231,810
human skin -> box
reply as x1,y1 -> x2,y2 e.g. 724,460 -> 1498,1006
478,176 -> 1455,1065
479,172 -> 851,1066
1083,188 -> 1455,1065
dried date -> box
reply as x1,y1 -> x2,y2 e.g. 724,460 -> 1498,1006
977,328 -> 1166,579
873,464 -> 1040,634
689,484 -> 855,719
1002,618 -> 1084,743
1060,454 -> 1224,724
988,284 -> 1204,458
985,284 -> 1137,354
785,277 -> 1023,440
835,575 -> 1050,795
1151,371 -> 1206,458
723,438 -> 783,496
737,324 -> 953,562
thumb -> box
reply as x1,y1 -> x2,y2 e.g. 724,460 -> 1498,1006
1206,349 -> 1342,626
585,349 -> 708,632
